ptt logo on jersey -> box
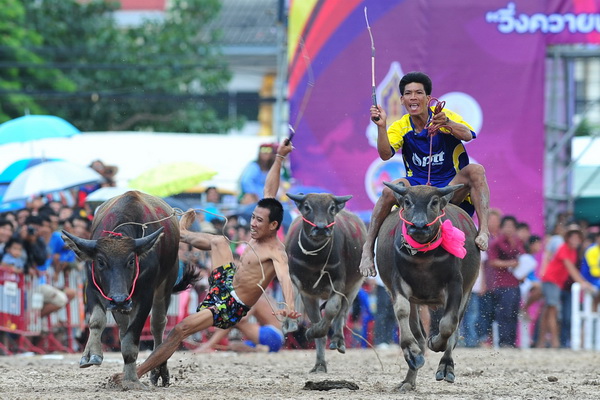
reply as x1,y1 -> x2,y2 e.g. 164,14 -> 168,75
412,151 -> 445,167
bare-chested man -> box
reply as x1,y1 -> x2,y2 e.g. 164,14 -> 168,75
113,139 -> 300,385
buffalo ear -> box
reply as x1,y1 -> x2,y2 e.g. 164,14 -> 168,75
333,195 -> 352,213
133,227 -> 164,256
286,193 -> 308,209
438,184 -> 464,208
62,230 -> 97,261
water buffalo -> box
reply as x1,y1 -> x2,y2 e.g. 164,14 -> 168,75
62,191 -> 197,389
375,182 -> 479,392
285,193 -> 366,373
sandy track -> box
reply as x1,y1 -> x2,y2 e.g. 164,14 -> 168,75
1,347 -> 599,400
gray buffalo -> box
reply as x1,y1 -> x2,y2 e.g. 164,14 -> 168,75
62,191 -> 197,389
285,193 -> 366,373
375,183 -> 480,392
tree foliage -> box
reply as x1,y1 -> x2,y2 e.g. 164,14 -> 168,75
1,0 -> 240,133
0,0 -> 76,121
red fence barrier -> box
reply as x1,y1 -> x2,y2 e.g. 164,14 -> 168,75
0,267 -> 84,355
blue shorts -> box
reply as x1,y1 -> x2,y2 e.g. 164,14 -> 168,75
244,325 -> 285,352
542,281 -> 561,308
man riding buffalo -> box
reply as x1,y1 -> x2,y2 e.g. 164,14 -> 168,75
359,71 -> 491,278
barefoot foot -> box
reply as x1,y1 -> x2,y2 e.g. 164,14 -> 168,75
475,231 -> 489,251
358,252 -> 377,277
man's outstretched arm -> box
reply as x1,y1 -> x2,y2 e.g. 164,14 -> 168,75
264,139 -> 293,199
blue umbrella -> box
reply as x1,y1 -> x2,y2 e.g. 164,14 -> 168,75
0,157 -> 61,184
0,158 -> 61,211
0,115 -> 80,145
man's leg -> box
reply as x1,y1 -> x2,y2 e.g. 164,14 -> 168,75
136,309 -> 215,378
179,210 -> 233,269
359,178 -> 410,277
450,164 -> 490,251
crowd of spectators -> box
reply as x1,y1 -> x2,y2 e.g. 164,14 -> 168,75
457,210 -> 600,349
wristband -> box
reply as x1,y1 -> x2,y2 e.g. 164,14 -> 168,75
276,154 -> 285,160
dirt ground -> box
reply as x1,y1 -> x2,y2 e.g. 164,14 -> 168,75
1,347 -> 600,400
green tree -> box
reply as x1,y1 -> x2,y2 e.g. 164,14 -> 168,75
0,0 -> 76,122
17,0 -> 239,133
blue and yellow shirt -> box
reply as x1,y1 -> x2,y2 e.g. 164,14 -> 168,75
581,244 -> 600,287
387,107 -> 476,186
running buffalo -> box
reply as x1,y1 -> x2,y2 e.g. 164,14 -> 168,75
375,182 -> 479,392
285,193 -> 366,373
62,191 -> 197,389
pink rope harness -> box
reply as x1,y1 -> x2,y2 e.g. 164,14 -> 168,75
399,208 -> 446,227
398,209 -> 467,259
301,215 -> 336,229
91,230 -> 141,301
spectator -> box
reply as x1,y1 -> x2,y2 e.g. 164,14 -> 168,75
581,232 -> 600,290
539,221 -> 567,277
20,215 -> 75,318
15,208 -> 30,229
49,215 -> 89,273
516,222 -> 531,245
538,225 -> 592,348
371,276 -> 397,349
517,235 -> 544,348
239,143 -> 278,199
26,195 -> 45,216
485,215 -> 524,347
475,207 -> 503,347
460,261 -> 484,348
0,219 -> 15,255
58,206 -> 74,227
1,237 -> 25,272
1,212 -> 18,230
202,186 -> 222,224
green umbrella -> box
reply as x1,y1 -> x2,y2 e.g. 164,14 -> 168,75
129,162 -> 217,198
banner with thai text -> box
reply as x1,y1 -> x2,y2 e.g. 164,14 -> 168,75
288,0 -> 600,234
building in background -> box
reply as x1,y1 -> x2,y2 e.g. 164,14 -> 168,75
116,0 -> 286,137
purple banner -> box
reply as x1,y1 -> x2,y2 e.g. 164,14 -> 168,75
288,0 -> 600,235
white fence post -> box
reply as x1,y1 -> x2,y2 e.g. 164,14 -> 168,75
571,282 -> 600,351
571,283 -> 582,351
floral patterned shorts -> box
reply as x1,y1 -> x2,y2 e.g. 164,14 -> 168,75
198,263 -> 250,329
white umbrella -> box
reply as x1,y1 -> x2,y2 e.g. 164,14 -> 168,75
2,161 -> 104,202
85,186 -> 134,203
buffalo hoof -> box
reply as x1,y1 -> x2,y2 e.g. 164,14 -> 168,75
435,362 -> 455,383
427,334 -> 448,353
329,340 -> 346,354
406,353 -> 425,371
398,381 -> 416,393
121,380 -> 149,391
150,365 -> 170,387
79,354 -> 103,368
309,363 -> 327,373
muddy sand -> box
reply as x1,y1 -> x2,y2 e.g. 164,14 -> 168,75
1,347 -> 599,399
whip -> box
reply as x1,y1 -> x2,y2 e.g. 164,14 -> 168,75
364,7 -> 379,121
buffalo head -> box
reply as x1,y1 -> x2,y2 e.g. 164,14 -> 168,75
287,193 -> 352,238
384,182 -> 463,243
62,228 -> 164,313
